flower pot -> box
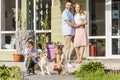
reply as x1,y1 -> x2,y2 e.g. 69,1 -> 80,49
47,44 -> 64,59
13,53 -> 23,62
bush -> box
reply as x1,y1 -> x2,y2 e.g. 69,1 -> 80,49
73,61 -> 105,77
73,61 -> 120,80
0,65 -> 22,80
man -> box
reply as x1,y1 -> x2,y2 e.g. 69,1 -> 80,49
62,0 -> 79,68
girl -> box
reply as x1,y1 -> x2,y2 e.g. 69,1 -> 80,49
74,2 -> 88,63
50,45 -> 65,74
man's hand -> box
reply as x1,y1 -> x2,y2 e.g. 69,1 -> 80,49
74,24 -> 80,28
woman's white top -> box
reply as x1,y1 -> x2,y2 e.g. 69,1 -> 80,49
74,13 -> 86,24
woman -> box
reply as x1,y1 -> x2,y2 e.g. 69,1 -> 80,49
74,2 -> 88,63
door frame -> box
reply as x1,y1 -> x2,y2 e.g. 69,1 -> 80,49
108,0 -> 120,58
86,0 -> 120,59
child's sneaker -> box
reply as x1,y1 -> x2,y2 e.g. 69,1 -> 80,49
67,63 -> 73,68
26,71 -> 30,76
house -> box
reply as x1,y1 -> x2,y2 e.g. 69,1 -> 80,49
0,0 -> 120,61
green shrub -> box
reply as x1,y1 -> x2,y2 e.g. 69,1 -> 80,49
0,65 -> 22,80
73,61 -> 105,77
73,61 -> 120,80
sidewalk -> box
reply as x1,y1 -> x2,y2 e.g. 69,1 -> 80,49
1,59 -> 120,80
0,61 -> 82,80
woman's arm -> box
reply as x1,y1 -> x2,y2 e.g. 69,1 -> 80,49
80,19 -> 87,26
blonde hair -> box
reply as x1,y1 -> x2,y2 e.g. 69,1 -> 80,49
74,2 -> 84,15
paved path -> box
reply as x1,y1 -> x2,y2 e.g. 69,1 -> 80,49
0,61 -> 81,80
1,59 -> 120,80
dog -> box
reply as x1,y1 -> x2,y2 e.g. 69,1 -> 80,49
36,52 -> 51,75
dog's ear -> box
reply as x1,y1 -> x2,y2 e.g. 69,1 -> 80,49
35,56 -> 40,62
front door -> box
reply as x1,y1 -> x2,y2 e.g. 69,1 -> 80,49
88,0 -> 120,58
110,0 -> 120,57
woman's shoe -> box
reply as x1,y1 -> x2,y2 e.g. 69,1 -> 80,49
78,58 -> 82,63
75,58 -> 78,63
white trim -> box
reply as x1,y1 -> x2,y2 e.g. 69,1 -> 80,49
111,36 -> 120,38
35,30 -> 51,33
52,0 -> 54,6
34,0 -> 36,47
89,36 -> 106,39
15,0 -> 18,32
88,57 -> 120,59
0,50 -> 16,51
1,31 -> 16,34
86,0 -> 89,60
0,0 -> 1,50
105,0 -> 112,58
34,0 -> 36,31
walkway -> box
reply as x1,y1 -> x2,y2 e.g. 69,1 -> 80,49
1,59 -> 120,80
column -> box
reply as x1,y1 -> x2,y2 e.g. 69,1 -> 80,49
21,0 -> 28,30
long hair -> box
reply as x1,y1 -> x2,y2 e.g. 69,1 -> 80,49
55,45 -> 63,55
54,45 -> 63,63
74,2 -> 84,15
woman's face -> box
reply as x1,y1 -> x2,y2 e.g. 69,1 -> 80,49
75,4 -> 80,13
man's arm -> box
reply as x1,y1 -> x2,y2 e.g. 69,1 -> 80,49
65,20 -> 79,28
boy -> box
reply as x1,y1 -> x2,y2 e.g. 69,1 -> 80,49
24,41 -> 40,75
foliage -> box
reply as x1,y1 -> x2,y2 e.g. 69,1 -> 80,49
73,61 -> 105,77
44,15 -> 51,30
38,34 -> 46,44
73,61 -> 120,80
0,65 -> 22,80
48,41 -> 62,45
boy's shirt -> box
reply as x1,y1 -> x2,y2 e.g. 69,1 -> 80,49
24,48 -> 39,63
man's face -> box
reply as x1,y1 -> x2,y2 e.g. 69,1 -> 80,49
65,2 -> 72,10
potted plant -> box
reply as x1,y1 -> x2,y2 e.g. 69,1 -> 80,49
47,41 -> 64,59
13,29 -> 35,62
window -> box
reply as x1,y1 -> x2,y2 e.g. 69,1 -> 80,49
0,0 -> 52,50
